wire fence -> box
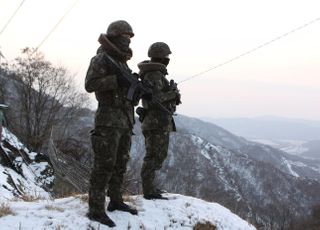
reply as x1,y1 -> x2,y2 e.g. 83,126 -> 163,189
48,138 -> 90,193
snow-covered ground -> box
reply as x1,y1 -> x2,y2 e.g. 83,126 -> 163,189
0,164 -> 51,200
0,128 -> 53,200
0,194 -> 256,230
250,138 -> 308,155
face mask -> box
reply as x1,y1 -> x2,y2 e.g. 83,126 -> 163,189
162,58 -> 170,66
110,36 -> 131,52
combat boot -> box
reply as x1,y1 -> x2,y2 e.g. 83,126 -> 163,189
155,188 -> 167,194
143,192 -> 168,200
87,212 -> 116,227
107,200 -> 138,215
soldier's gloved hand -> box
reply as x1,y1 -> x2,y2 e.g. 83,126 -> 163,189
131,72 -> 140,79
170,79 -> 177,90
117,74 -> 131,88
176,91 -> 182,105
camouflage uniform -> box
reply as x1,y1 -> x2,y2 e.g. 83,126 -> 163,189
85,21 -> 137,225
138,42 -> 181,197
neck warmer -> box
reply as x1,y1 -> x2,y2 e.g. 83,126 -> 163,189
98,33 -> 132,61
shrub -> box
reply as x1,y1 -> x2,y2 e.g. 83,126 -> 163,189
193,221 -> 216,230
0,203 -> 15,217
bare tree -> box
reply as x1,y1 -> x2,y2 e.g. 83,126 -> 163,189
0,74 -> 5,104
5,47 -> 88,151
0,54 -> 7,104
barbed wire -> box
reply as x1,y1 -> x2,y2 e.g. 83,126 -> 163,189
178,16 -> 320,84
33,0 -> 80,53
0,0 -> 26,36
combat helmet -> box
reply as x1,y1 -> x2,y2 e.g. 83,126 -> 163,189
107,20 -> 134,37
148,42 -> 172,58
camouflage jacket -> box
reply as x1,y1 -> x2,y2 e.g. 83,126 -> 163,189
85,45 -> 135,129
138,61 -> 178,132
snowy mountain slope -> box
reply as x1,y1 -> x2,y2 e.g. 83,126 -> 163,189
129,131 -> 320,228
237,141 -> 320,180
203,116 -> 320,160
245,137 -> 320,161
0,194 -> 256,230
0,128 -> 53,200
175,115 -> 320,181
66,113 -> 320,228
76,113 -> 320,183
175,115 -> 248,150
0,128 -> 257,230
249,138 -> 309,155
300,140 -> 320,159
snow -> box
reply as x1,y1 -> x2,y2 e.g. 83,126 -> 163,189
281,157 -> 299,177
281,142 -> 309,155
190,135 -> 204,145
0,127 -> 256,229
250,139 -> 309,155
200,148 -> 212,162
190,135 -> 244,202
2,128 -> 26,151
1,128 -> 46,162
0,194 -> 256,230
1,128 -> 52,201
0,164 -> 50,201
285,159 -> 320,174
0,166 -> 15,199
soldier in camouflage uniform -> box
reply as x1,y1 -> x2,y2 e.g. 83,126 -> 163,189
85,20 -> 138,227
137,42 -> 181,200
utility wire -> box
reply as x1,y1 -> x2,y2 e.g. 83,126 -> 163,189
33,0 -> 80,52
0,50 -> 5,59
0,0 -> 26,36
0,47 -> 8,63
179,16 -> 320,84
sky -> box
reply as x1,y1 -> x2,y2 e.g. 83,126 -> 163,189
0,0 -> 319,120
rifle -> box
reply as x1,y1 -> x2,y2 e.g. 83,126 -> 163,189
98,34 -> 173,115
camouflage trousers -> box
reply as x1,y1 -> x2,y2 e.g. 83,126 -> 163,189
88,127 -> 131,214
141,129 -> 170,195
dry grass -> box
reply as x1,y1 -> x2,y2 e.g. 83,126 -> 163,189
193,221 -> 217,230
122,194 -> 139,213
75,194 -> 88,203
45,205 -> 64,212
53,224 -> 67,230
20,194 -> 43,202
0,203 -> 15,217
123,194 -> 137,204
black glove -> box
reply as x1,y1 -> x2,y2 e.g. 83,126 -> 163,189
136,107 -> 146,122
176,92 -> 182,105
169,80 -> 181,105
131,72 -> 140,79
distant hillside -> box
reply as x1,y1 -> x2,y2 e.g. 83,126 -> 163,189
300,140 -> 320,159
203,117 -> 320,141
126,115 -> 320,229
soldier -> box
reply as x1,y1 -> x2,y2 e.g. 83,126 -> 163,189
85,20 -> 138,227
137,42 -> 181,200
